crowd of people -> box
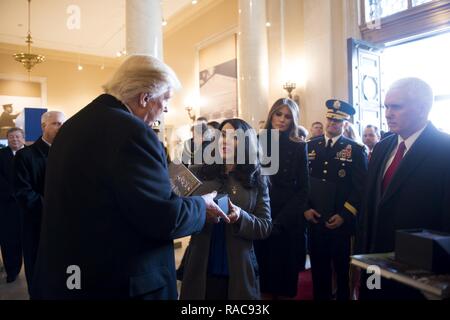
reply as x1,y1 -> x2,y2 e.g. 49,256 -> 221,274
0,54 -> 449,300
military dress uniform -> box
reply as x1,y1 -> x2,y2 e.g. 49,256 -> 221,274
306,100 -> 368,300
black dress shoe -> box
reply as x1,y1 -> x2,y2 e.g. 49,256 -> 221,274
6,275 -> 18,283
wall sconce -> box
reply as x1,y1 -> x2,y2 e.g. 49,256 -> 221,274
283,81 -> 301,106
185,105 -> 196,123
283,81 -> 296,99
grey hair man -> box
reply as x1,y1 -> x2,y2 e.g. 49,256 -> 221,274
14,111 -> 65,297
362,125 -> 380,158
32,55 -> 228,300
360,77 -> 450,299
41,111 -> 66,145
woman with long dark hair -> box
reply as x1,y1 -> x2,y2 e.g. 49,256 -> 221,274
255,98 -> 309,298
179,118 -> 272,300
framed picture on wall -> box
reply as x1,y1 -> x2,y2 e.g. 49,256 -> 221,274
0,78 -> 46,141
198,33 -> 238,122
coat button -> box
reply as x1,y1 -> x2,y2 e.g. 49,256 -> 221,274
324,161 -> 328,165
323,170 -> 327,174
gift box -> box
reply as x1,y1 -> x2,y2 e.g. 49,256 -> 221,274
395,229 -> 450,273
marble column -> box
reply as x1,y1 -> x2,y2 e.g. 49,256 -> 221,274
238,0 -> 269,129
126,0 -> 163,58
126,0 -> 165,140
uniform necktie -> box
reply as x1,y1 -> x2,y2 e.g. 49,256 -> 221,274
326,139 -> 333,148
325,138 -> 333,156
382,141 -> 406,193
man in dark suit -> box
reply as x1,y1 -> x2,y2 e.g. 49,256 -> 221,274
0,127 -> 25,283
32,55 -> 228,300
362,125 -> 380,161
181,122 -> 211,166
359,77 -> 450,299
304,100 -> 368,300
14,111 -> 65,297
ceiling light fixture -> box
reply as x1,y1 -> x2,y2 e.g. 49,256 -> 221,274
13,0 -> 45,76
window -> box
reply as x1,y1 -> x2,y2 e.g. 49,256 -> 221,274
364,0 -> 408,22
430,98 -> 450,133
364,0 -> 435,23
360,0 -> 450,44
412,0 -> 434,7
383,31 -> 450,133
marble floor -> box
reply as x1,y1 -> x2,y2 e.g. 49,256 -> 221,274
0,263 -> 29,300
0,244 -> 187,300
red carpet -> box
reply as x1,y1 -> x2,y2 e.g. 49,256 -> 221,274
295,269 -> 314,300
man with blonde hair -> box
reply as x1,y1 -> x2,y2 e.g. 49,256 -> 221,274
33,55 -> 227,299
14,111 -> 65,298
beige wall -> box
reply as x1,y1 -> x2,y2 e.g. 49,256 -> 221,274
267,0 -> 360,130
0,79 -> 41,97
199,34 -> 236,71
163,0 -> 238,129
0,43 -> 118,117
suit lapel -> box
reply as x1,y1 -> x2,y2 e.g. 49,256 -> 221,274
316,136 -> 327,160
35,137 -> 50,158
335,136 -> 345,151
6,146 -> 14,159
375,136 -> 397,197
326,135 -> 343,161
380,124 -> 435,205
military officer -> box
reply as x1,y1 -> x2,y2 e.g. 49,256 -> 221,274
304,99 -> 368,300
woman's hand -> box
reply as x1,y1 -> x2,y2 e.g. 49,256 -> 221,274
227,198 -> 241,224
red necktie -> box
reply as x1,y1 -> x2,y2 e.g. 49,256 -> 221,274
382,141 -> 406,193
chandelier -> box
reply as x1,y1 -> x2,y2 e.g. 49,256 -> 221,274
13,0 -> 45,75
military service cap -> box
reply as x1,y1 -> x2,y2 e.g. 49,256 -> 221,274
325,99 -> 355,121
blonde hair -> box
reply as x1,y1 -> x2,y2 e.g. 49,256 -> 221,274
264,98 -> 302,142
103,55 -> 181,103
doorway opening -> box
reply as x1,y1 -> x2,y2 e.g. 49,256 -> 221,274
383,31 -> 450,133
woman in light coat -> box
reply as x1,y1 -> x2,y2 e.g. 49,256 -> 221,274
180,118 -> 272,300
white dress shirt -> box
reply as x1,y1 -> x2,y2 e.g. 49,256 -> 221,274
324,134 -> 342,148
42,137 -> 51,147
